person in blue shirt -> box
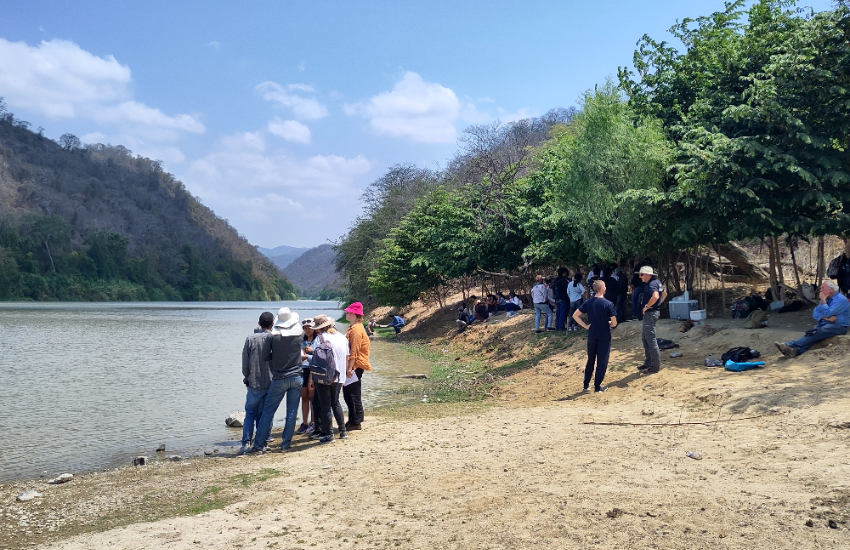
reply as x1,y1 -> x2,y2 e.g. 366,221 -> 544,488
390,314 -> 406,335
572,280 -> 618,393
776,280 -> 850,357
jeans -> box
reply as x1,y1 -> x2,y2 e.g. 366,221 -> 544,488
568,298 -> 584,329
342,368 -> 364,424
632,286 -> 644,320
585,338 -> 612,389
316,382 -> 346,437
504,303 -> 521,313
252,374 -> 302,451
534,303 -> 553,330
242,387 -> 268,446
555,299 -> 570,330
641,310 -> 661,370
787,323 -> 848,354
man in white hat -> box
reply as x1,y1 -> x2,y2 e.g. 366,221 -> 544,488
245,307 -> 304,454
637,266 -> 667,374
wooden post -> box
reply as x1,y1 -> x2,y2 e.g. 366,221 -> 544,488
715,245 -> 726,314
768,237 -> 780,302
816,236 -> 825,289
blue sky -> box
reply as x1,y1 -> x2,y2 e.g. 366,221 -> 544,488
0,0 -> 833,248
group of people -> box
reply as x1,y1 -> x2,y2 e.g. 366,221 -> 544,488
455,292 -> 524,331
238,302 -> 371,454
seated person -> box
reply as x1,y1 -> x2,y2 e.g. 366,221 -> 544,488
457,303 -> 475,329
504,292 -> 523,317
496,293 -> 507,311
474,301 -> 490,322
776,280 -> 849,357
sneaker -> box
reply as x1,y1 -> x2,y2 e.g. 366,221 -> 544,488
637,364 -> 650,371
582,385 -> 589,392
774,342 -> 791,357
594,386 -> 608,393
642,369 -> 660,375
339,431 -> 348,439
319,434 -> 334,444
305,423 -> 315,435
295,423 -> 308,435
236,443 -> 252,456
535,329 -> 543,334
309,431 -> 325,440
546,327 -> 556,331
243,446 -> 265,455
347,423 -> 362,430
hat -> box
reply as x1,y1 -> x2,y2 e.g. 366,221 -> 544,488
310,314 -> 335,331
272,307 -> 301,337
344,302 -> 364,316
638,266 -> 657,277
301,317 -> 313,326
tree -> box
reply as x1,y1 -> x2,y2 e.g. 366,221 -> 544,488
59,133 -> 81,150
20,215 -> 71,273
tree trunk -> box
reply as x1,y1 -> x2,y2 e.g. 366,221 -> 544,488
714,242 -> 770,282
816,236 -> 825,289
768,238 -> 780,302
715,245 -> 726,313
42,237 -> 56,273
788,238 -> 802,289
773,236 -> 785,285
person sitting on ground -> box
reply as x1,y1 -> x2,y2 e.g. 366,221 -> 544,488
776,280 -> 850,358
497,293 -> 507,312
572,280 -> 617,392
457,301 -> 475,330
504,292 -> 523,317
474,300 -> 490,323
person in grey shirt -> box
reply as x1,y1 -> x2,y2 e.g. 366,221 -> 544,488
245,307 -> 304,454
238,311 -> 274,454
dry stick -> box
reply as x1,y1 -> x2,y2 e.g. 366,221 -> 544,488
582,414 -> 768,427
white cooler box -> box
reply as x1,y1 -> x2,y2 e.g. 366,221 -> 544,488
689,309 -> 707,321
669,300 -> 699,320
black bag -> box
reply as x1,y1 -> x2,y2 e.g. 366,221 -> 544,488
309,334 -> 338,385
731,299 -> 750,319
656,338 -> 680,350
721,347 -> 761,363
827,255 -> 843,278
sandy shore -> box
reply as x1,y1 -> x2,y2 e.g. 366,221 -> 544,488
3,307 -> 850,549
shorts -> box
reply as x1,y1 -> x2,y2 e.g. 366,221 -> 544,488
302,367 -> 312,388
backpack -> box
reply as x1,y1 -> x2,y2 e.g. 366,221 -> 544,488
827,255 -> 843,278
721,347 -> 761,363
743,309 -> 768,329
309,333 -> 338,385
731,299 -> 750,319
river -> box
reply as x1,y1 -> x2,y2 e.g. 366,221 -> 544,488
0,301 -> 431,482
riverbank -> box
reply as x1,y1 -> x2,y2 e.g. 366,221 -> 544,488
4,301 -> 850,549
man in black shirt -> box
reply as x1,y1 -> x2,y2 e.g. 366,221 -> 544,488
572,280 -> 618,392
552,267 -> 571,331
637,266 -> 667,374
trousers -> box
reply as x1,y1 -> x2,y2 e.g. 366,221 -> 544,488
584,338 -> 612,389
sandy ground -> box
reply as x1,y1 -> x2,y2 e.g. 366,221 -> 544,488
3,304 -> 850,549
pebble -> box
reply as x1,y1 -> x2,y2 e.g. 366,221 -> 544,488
828,519 -> 838,529
16,491 -> 42,502
670,352 -> 683,358
225,412 -> 245,428
133,456 -> 148,466
156,444 -> 166,452
805,519 -> 814,527
47,473 -> 73,485
169,455 -> 182,462
686,451 -> 703,460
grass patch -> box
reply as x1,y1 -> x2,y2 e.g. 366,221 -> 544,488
229,468 -> 282,487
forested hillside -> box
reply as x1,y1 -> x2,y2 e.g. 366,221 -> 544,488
336,0 -> 850,309
0,101 -> 296,301
282,244 -> 342,299
258,245 -> 309,270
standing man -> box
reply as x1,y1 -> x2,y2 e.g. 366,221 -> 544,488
531,275 -> 554,333
776,280 -> 850,357
552,267 -> 571,331
246,307 -> 304,454
637,266 -> 667,374
572,280 -> 617,392
238,311 -> 274,455
631,259 -> 651,320
615,267 -> 629,322
344,302 -> 371,430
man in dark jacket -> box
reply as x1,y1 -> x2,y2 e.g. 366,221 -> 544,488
246,307 -> 304,454
238,311 -> 274,455
552,267 -> 571,331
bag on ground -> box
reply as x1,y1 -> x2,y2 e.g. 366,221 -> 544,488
309,334 -> 338,385
656,338 -> 679,350
731,299 -> 750,319
724,360 -> 765,372
743,310 -> 768,329
721,347 -> 760,362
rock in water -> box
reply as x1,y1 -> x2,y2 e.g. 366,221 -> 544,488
47,473 -> 73,484
16,490 -> 42,502
133,456 -> 148,466
225,412 -> 245,428
156,444 -> 166,452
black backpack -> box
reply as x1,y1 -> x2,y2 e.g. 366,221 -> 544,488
721,347 -> 761,363
309,334 -> 338,385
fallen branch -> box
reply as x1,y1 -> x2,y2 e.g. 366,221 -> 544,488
582,414 -> 770,427
476,267 -> 523,278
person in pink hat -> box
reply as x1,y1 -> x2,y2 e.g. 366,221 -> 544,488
343,302 -> 371,430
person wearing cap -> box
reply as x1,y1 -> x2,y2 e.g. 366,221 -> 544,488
245,307 -> 303,454
309,314 -> 348,443
295,318 -> 316,435
237,311 -> 275,455
637,266 -> 667,374
344,302 -> 371,430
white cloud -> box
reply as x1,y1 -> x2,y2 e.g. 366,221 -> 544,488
268,117 -> 311,144
182,132 -> 373,243
0,38 -> 205,141
207,41 -> 222,50
496,107 -> 534,123
256,81 -> 328,120
344,72 -> 463,143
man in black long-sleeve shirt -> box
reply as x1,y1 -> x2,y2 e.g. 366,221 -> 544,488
552,267 -> 572,331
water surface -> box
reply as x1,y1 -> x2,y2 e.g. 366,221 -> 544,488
0,302 -> 431,482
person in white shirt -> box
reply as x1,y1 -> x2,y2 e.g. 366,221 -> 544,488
309,315 -> 349,444
504,292 -> 523,317
567,273 -> 586,332
531,275 -> 554,333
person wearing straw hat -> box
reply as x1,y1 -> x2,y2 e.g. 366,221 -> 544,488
309,314 -> 348,443
344,302 -> 371,430
637,266 -> 667,374
245,307 -> 303,454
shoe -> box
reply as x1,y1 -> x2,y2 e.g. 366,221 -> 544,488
319,435 -> 334,444
594,386 -> 608,393
295,423 -> 308,435
535,329 -> 543,334
787,346 -> 799,357
309,431 -> 324,440
546,327 -> 556,331
236,443 -> 252,456
642,369 -> 659,375
775,342 -> 790,356
243,446 -> 265,455
348,423 -> 362,430
305,423 -> 315,435
637,364 -> 650,371
583,386 -> 589,392
339,431 -> 348,439
279,445 -> 293,452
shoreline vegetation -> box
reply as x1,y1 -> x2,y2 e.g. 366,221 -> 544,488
3,296 -> 850,549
